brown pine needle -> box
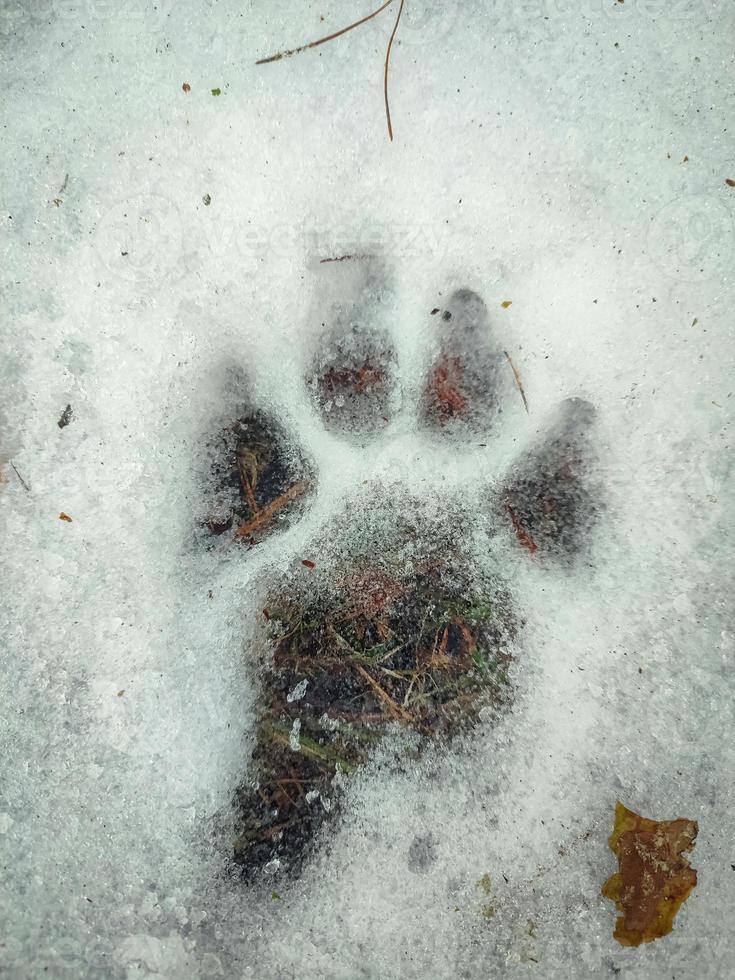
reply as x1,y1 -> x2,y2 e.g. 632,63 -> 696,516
506,504 -> 538,554
236,450 -> 260,515
504,351 -> 529,414
256,0 -> 394,65
319,253 -> 369,264
354,663 -> 413,722
383,0 -> 405,141
234,480 -> 308,540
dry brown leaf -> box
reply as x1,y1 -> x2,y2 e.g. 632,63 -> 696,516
602,801 -> 697,947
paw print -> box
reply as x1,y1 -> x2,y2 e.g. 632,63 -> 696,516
201,259 -> 600,881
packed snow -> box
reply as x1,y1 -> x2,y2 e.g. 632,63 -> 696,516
1,1 -> 733,977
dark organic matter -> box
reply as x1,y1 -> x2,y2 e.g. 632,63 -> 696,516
204,408 -> 314,545
503,398 -> 599,559
233,531 -> 516,879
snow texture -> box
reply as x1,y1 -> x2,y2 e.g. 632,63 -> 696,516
1,1 -> 734,978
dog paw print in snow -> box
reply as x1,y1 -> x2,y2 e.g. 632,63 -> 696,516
202,258 -> 600,881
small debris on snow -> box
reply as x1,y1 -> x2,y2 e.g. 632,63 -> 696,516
602,801 -> 698,947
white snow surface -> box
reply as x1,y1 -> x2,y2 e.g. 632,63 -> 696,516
1,1 -> 734,978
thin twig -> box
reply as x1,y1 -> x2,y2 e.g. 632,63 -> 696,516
402,673 -> 416,707
506,503 -> 538,554
504,351 -> 530,414
274,782 -> 298,808
234,480 -> 307,539
319,254 -> 369,264
10,463 -> 30,491
354,663 -> 413,722
256,0 -> 394,65
383,0 -> 405,141
236,449 -> 260,516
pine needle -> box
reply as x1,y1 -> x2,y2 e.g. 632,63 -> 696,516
11,462 -> 30,491
256,0 -> 394,65
504,351 -> 530,414
319,253 -> 369,264
235,480 -> 308,540
354,663 -> 414,722
506,504 -> 538,554
236,448 -> 260,516
383,0 -> 405,141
